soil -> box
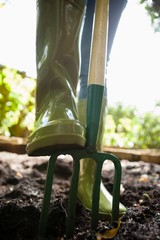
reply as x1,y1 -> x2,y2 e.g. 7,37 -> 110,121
0,151 -> 160,240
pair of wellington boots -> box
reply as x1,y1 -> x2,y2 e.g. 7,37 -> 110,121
26,0 -> 126,218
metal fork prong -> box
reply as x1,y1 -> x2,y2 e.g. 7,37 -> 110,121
109,154 -> 122,223
39,154 -> 57,238
66,157 -> 80,238
91,152 -> 122,228
91,159 -> 103,229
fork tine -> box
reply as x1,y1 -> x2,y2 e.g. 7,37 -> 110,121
39,154 -> 57,238
109,154 -> 122,223
91,152 -> 122,229
66,157 -> 80,238
91,159 -> 103,229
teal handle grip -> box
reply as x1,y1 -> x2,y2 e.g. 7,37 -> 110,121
86,84 -> 104,149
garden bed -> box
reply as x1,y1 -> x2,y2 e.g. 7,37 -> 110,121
0,151 -> 160,239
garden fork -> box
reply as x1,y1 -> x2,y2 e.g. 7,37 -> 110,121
39,0 -> 122,238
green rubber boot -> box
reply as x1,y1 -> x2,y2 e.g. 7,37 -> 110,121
78,99 -> 126,219
26,0 -> 86,156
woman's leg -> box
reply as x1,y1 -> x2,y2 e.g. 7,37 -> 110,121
26,0 -> 86,156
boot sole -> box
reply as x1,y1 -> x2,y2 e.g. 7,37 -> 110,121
26,120 -> 86,156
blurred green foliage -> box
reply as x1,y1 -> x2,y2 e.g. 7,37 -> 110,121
140,0 -> 160,32
0,66 -> 160,149
104,102 -> 160,149
0,65 -> 35,137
